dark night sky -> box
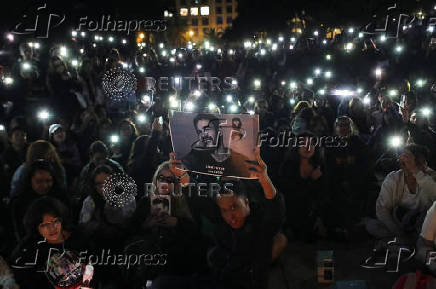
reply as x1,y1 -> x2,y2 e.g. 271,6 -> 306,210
0,0 -> 432,36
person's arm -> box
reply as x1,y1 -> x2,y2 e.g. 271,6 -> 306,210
247,147 -> 276,199
417,201 -> 436,273
79,197 -> 95,224
376,173 -> 402,235
415,170 -> 436,202
144,118 -> 162,159
169,153 -> 190,187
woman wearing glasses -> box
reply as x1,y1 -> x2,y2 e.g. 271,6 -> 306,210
11,197 -> 91,289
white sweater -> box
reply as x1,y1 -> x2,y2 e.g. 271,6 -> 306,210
421,201 -> 436,245
376,168 -> 436,235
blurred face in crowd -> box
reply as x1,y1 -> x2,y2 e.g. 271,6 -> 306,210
91,152 -> 107,165
381,97 -> 393,112
94,172 -> 110,196
335,118 -> 352,137
156,168 -> 176,195
256,100 -> 268,114
350,99 -> 364,116
410,112 -> 417,124
32,170 -> 54,195
53,128 -> 66,144
216,194 -> 250,229
195,119 -> 218,148
314,98 -> 326,108
53,59 -> 66,74
10,129 -> 27,149
298,137 -> 315,159
120,122 -> 133,140
399,149 -> 427,172
38,214 -> 62,243
21,46 -> 33,60
272,99 -> 285,112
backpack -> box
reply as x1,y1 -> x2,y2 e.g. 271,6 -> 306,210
393,271 -> 436,289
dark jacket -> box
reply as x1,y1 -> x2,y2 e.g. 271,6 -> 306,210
127,131 -> 162,198
11,232 -> 87,289
209,193 -> 285,289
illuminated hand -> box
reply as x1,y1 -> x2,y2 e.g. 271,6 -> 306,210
248,147 -> 268,179
169,153 -> 187,178
400,104 -> 410,124
247,147 -> 276,199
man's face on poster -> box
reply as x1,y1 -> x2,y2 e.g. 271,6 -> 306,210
196,119 -> 218,148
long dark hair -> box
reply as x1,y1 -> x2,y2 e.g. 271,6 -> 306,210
279,132 -> 324,175
88,165 -> 113,211
18,160 -> 60,197
23,196 -> 72,240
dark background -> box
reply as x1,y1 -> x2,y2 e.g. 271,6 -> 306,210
1,0 -> 434,38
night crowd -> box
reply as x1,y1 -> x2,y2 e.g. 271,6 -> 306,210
0,23 -> 436,289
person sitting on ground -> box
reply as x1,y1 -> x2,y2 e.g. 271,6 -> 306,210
76,140 -> 123,201
48,123 -> 82,186
11,160 -> 70,241
10,140 -> 66,198
11,197 -> 90,289
127,118 -> 163,198
113,119 -> 138,168
125,157 -> 200,288
152,148 -> 287,289
1,126 -> 28,192
79,165 -> 135,251
365,144 -> 436,245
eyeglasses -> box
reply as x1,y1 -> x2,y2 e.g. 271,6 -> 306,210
157,175 -> 176,183
39,218 -> 61,230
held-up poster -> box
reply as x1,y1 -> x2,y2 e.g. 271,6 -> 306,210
169,111 -> 259,178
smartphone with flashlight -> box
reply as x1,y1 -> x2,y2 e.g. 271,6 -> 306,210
158,116 -> 163,125
399,95 -> 406,109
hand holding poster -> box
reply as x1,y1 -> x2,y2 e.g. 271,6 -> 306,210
169,111 -> 259,178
